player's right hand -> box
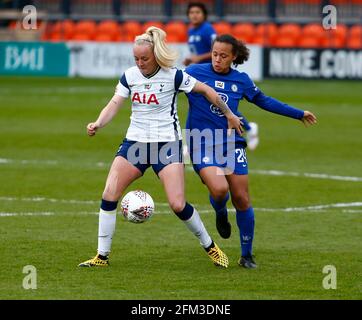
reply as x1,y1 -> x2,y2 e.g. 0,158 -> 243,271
87,122 -> 98,136
226,114 -> 244,137
301,111 -> 317,127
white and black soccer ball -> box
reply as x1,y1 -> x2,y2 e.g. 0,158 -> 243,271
120,190 -> 155,223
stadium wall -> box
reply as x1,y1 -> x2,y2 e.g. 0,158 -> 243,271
0,41 -> 69,76
0,41 -> 264,80
1,41 -> 361,80
264,48 -> 362,79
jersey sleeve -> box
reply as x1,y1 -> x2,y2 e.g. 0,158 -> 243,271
207,26 -> 217,49
115,73 -> 130,98
177,70 -> 197,93
241,73 -> 261,101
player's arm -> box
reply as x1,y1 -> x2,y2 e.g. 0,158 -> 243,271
187,52 -> 212,65
249,92 -> 317,127
87,94 -> 126,137
192,81 -> 243,136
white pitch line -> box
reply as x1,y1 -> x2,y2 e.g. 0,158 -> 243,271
1,196 -> 362,217
0,158 -> 58,165
0,196 -> 170,207
249,169 -> 362,182
255,202 -> 362,212
0,212 -> 55,217
1,157 -> 362,182
186,166 -> 362,182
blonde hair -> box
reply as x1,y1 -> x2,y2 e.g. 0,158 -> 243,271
134,26 -> 178,68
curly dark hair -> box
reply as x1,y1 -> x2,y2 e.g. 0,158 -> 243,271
213,34 -> 250,66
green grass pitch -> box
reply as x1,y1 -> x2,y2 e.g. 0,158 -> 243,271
0,76 -> 361,300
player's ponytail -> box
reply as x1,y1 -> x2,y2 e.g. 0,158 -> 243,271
135,26 -> 178,69
213,34 -> 250,66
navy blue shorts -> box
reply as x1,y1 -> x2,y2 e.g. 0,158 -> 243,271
116,138 -> 183,175
188,140 -> 248,175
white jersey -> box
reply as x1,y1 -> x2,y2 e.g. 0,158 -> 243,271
115,66 -> 197,142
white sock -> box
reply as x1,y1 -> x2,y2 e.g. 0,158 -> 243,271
183,208 -> 212,248
97,208 -> 117,256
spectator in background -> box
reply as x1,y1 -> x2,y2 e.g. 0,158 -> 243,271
183,2 -> 260,150
183,2 -> 216,66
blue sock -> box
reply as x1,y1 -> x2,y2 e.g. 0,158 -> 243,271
236,207 -> 255,257
242,116 -> 251,131
209,193 -> 229,217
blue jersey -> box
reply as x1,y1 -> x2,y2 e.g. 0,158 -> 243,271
188,22 -> 216,63
185,63 -> 261,146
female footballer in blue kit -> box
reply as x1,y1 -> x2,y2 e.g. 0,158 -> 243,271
185,34 -> 317,268
78,27 -> 243,268
183,2 -> 259,150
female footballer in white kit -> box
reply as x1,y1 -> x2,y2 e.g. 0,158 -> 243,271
78,27 -> 243,268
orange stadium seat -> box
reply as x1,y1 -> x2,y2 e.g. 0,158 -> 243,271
347,35 -> 362,49
122,20 -> 142,42
278,23 -> 302,39
302,23 -> 324,39
249,35 -> 270,46
282,0 -> 320,3
349,24 -> 362,38
321,24 -> 348,48
142,21 -> 164,33
273,36 -> 297,47
40,22 -> 53,41
274,23 -> 302,47
301,28 -> 325,47
94,33 -> 114,42
298,36 -> 321,48
212,22 -> 232,35
96,20 -> 121,41
255,23 -> 278,45
49,32 -> 64,42
72,32 -> 92,41
50,20 -> 75,40
164,21 -> 187,42
329,0 -> 351,3
166,33 -> 182,43
74,20 -> 97,40
232,23 -> 255,43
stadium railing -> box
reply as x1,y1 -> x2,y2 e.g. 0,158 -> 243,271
1,1 -> 361,49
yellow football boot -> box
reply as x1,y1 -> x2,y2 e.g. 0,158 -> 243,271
78,253 -> 109,267
206,242 -> 229,268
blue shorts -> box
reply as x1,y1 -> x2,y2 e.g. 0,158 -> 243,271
188,141 -> 248,175
116,138 -> 183,175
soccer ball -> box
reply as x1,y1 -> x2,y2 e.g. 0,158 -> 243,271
120,190 -> 155,223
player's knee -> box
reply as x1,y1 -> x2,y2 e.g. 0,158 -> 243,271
169,197 -> 186,213
210,185 -> 229,201
231,193 -> 250,211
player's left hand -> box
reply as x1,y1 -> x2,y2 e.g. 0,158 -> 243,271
301,111 -> 317,127
227,114 -> 244,136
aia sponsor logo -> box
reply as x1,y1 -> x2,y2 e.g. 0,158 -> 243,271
132,93 -> 159,105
